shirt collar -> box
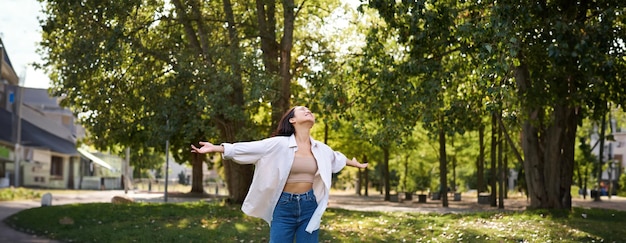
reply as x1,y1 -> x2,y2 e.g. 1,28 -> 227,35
288,134 -> 297,148
288,134 -> 318,148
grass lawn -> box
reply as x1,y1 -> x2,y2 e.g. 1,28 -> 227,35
4,199 -> 625,243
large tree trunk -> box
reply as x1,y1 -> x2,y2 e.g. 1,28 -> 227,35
516,62 -> 578,209
177,0 -> 255,202
219,122 -> 254,203
257,0 -> 294,132
278,0 -> 294,119
191,152 -> 205,193
560,105 -> 577,208
172,0 -> 214,195
220,0 -> 254,204
521,105 -> 577,209
223,159 -> 253,203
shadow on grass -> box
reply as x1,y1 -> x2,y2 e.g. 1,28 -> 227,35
4,201 -> 625,242
4,201 -> 269,242
515,207 -> 626,242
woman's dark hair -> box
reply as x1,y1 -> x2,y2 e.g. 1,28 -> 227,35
272,107 -> 297,137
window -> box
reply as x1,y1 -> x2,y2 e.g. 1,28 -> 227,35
50,156 -> 63,177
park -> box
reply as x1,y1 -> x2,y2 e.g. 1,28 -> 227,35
1,0 -> 626,242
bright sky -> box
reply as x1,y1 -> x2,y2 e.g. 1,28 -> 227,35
0,0 -> 50,89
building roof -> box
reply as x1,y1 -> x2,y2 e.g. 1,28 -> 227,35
20,87 -> 79,140
0,108 -> 76,154
22,88 -> 58,106
0,39 -> 19,85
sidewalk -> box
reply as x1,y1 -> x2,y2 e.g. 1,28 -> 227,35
328,192 -> 626,213
1,190 -> 624,242
0,200 -> 57,243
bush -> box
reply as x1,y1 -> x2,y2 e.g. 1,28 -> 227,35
0,187 -> 41,201
618,172 -> 626,196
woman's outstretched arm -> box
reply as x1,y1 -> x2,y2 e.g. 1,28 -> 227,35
346,157 -> 368,169
191,141 -> 224,154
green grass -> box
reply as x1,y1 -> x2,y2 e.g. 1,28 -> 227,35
4,201 -> 625,243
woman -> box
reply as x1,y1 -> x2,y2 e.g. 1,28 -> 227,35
191,106 -> 367,242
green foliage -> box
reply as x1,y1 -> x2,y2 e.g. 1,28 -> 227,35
39,0 -> 247,164
362,0 -> 626,208
0,187 -> 41,201
352,25 -> 421,148
619,172 -> 626,196
413,170 -> 431,193
5,201 -> 626,242
575,125 -> 598,189
35,0 -> 626,207
128,147 -> 165,171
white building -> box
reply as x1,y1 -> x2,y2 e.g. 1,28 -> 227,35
590,117 -> 624,195
1,37 -> 120,189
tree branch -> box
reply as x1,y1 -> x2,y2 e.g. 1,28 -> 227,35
498,115 -> 524,164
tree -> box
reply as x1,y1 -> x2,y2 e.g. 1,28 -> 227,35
351,23 -> 422,201
363,0 -> 626,209
256,0 -> 344,132
363,0 -> 491,207
38,0 -> 356,203
256,0 -> 292,132
39,0 -> 261,202
489,1 -> 626,209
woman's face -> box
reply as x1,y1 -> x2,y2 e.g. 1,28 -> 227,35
289,106 -> 315,125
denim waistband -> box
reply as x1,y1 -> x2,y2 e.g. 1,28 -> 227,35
281,189 -> 314,201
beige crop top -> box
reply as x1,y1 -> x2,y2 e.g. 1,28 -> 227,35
286,156 -> 318,183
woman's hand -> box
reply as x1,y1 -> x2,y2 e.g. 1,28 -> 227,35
347,157 -> 368,169
191,141 -> 223,154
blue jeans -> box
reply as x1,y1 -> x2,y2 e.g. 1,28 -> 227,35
269,189 -> 318,243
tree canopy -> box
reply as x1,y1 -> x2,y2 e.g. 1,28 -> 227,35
364,0 -> 626,208
36,0 -> 626,209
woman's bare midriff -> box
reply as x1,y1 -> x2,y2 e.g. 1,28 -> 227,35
283,182 -> 313,194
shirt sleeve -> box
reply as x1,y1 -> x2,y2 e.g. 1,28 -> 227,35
331,151 -> 347,173
221,138 -> 275,165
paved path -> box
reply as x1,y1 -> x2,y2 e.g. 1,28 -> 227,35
1,190 -> 624,242
328,192 -> 626,213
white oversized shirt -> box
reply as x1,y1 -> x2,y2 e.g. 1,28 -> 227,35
221,134 -> 348,233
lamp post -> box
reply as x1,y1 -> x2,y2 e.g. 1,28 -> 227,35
13,82 -> 23,187
164,119 -> 170,202
2,44 -> 23,187
124,147 -> 130,194
595,113 -> 607,201
164,139 -> 169,202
